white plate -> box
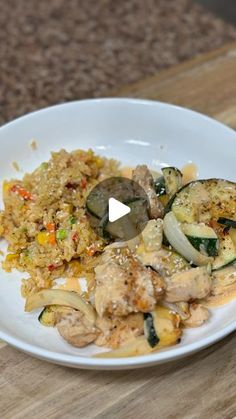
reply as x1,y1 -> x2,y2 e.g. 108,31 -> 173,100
0,98 -> 236,370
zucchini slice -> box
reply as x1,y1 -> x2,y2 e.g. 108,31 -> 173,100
212,234 -> 236,270
163,212 -> 213,266
38,305 -> 72,327
101,197 -> 148,240
104,218 -> 126,239
25,289 -> 96,323
170,179 -> 236,224
144,313 -> 160,348
97,214 -> 111,239
181,223 -> 219,257
86,189 -> 108,219
162,167 -> 183,197
95,306 -> 181,358
218,217 -> 236,229
100,215 -> 136,241
167,179 -> 236,269
124,198 -> 149,231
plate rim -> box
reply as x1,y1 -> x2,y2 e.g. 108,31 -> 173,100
1,97 -> 236,369
0,319 -> 235,369
1,97 -> 236,138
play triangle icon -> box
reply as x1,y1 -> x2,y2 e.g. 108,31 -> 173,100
108,197 -> 131,223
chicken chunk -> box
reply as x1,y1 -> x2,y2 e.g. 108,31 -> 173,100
96,313 -> 144,349
132,165 -> 164,219
56,308 -> 143,349
56,310 -> 99,348
94,247 -> 165,317
183,303 -> 209,327
165,267 -> 211,303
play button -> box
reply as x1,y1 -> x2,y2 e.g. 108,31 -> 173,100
108,197 -> 130,222
86,176 -> 149,241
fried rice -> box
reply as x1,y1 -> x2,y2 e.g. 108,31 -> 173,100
0,149 -> 120,298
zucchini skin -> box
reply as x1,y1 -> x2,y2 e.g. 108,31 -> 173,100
144,313 -> 160,348
38,306 -> 60,327
38,307 -> 48,325
186,236 -> 218,257
38,305 -> 76,327
98,213 -> 111,239
86,203 -> 102,219
165,178 -> 236,270
165,178 -> 236,217
164,190 -> 179,214
218,217 -> 236,229
86,191 -> 108,219
212,234 -> 236,270
181,224 -> 219,257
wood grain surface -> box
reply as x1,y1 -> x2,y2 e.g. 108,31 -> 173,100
1,42 -> 236,419
114,41 -> 236,129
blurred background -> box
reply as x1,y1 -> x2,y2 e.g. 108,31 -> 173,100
1,0 -> 236,125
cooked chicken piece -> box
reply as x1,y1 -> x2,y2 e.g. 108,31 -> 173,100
94,247 -> 165,317
56,310 -> 99,348
151,268 -> 167,301
96,313 -> 144,349
55,306 -> 143,349
165,267 -> 211,303
183,303 -> 209,327
132,165 -> 164,219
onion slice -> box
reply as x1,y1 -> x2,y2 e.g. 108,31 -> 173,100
163,212 -> 212,266
25,289 -> 96,323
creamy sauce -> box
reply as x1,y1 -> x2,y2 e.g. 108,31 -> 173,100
204,286 -> 236,307
181,163 -> 198,185
121,166 -> 133,179
204,266 -> 236,307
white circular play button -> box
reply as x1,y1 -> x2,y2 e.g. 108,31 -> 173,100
86,176 -> 149,240
108,197 -> 131,222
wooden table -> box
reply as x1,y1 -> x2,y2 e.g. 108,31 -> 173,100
1,42 -> 236,419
